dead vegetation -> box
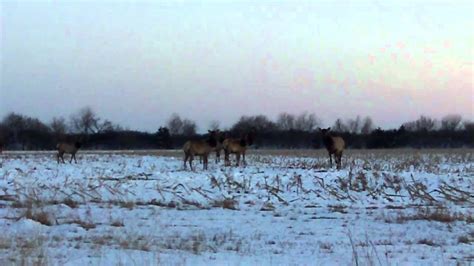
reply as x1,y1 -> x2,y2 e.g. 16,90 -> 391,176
0,150 -> 472,264
66,219 -> 97,230
22,207 -> 54,226
213,198 -> 239,210
417,238 -> 438,246
457,236 -> 471,244
382,206 -> 472,224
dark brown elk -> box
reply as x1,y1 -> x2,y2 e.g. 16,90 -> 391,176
319,127 -> 345,169
57,141 -> 82,164
183,130 -> 218,170
223,131 -> 255,166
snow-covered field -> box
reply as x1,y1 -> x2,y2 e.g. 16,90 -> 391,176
0,149 -> 472,265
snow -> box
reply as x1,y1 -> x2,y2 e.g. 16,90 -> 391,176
0,150 -> 472,265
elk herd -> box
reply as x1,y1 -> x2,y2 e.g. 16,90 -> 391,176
0,128 -> 346,171
181,128 -> 344,171
183,130 -> 255,171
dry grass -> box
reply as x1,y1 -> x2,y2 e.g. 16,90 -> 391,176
119,235 -> 151,251
399,208 -> 468,223
23,208 -> 54,226
67,219 -> 97,230
328,204 -> 348,214
1,149 -> 472,264
63,198 -> 79,208
110,220 -> 125,227
382,206 -> 472,224
417,238 -> 438,246
319,242 -> 334,252
119,201 -> 135,209
213,198 -> 239,210
0,235 -> 48,266
457,236 -> 471,244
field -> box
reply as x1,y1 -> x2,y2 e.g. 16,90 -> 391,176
0,149 -> 472,265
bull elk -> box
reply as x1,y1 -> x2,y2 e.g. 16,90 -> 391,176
319,127 -> 345,169
57,141 -> 82,164
183,130 -> 218,170
223,130 -> 255,167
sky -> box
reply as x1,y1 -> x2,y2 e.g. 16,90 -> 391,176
1,0 -> 473,132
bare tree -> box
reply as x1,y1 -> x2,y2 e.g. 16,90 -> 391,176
403,115 -> 437,132
166,114 -> 197,136
209,120 -> 220,131
3,113 -> 25,131
276,112 -> 295,130
402,121 -> 417,131
416,115 -> 437,131
294,112 -> 320,131
441,114 -> 462,131
2,113 -> 50,149
232,115 -> 275,133
167,113 -> 183,135
347,115 -> 362,134
70,107 -> 99,135
95,119 -> 115,133
333,118 -> 348,133
2,113 -> 26,147
361,116 -> 374,134
463,120 -> 474,131
50,117 -> 68,137
181,119 -> 197,136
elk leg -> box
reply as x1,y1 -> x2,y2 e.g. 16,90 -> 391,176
337,151 -> 343,169
189,155 -> 194,171
242,152 -> 246,166
215,150 -> 220,163
184,153 -> 188,169
73,153 -> 78,164
58,152 -> 65,163
328,153 -> 333,168
224,149 -> 230,166
236,153 -> 240,166
204,155 -> 208,170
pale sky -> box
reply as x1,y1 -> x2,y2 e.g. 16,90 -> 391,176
1,0 -> 473,132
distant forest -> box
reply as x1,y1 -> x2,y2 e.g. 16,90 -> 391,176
0,107 -> 472,150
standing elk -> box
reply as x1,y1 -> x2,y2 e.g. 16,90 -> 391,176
213,131 -> 226,163
223,130 -> 255,167
57,141 -> 82,164
183,130 -> 218,170
199,130 -> 225,164
319,127 -> 345,169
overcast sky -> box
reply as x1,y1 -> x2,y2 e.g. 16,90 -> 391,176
1,0 -> 473,132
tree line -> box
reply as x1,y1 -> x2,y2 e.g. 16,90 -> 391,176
0,107 -> 472,150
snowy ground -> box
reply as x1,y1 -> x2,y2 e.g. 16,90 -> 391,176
0,149 -> 472,265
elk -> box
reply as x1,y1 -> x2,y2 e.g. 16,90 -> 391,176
183,130 -> 218,170
57,141 -> 82,164
319,127 -> 345,169
199,130 -> 225,164
213,131 -> 226,163
223,130 -> 255,167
